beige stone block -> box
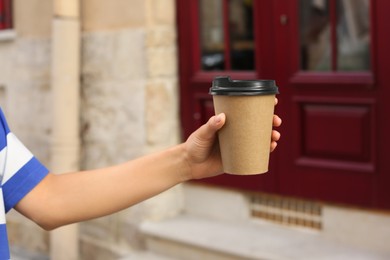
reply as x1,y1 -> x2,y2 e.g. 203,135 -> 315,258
146,27 -> 176,47
145,79 -> 179,147
54,0 -> 79,17
82,29 -> 147,81
82,0 -> 146,31
14,0 -> 52,37
4,38 -> 52,165
147,47 -> 178,78
149,0 -> 176,26
81,79 -> 146,168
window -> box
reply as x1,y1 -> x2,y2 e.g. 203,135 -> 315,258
0,0 -> 12,30
300,0 -> 370,72
199,0 -> 255,71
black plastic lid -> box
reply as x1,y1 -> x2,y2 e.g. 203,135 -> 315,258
209,76 -> 279,96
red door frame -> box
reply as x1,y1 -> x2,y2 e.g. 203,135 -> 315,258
374,0 -> 390,209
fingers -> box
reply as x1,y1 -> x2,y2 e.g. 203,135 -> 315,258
272,96 -> 281,152
272,129 -> 281,141
273,115 -> 282,127
270,126 -> 281,152
270,141 -> 278,152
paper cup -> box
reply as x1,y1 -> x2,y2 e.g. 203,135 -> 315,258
210,76 -> 279,175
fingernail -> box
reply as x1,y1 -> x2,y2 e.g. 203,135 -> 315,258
214,114 -> 222,123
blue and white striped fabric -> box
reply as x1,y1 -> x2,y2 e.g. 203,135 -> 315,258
0,109 -> 49,259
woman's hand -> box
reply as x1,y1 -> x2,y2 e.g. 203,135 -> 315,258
185,98 -> 282,180
184,113 -> 227,180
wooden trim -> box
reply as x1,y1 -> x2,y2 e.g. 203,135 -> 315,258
190,0 -> 201,73
222,0 -> 231,70
0,0 -> 5,29
176,0 -> 193,139
329,0 -> 338,71
374,0 -> 390,209
290,71 -> 375,88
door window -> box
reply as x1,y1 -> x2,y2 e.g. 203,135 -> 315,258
199,0 -> 255,71
300,0 -> 371,72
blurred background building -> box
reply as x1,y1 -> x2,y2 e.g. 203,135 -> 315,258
0,0 -> 389,259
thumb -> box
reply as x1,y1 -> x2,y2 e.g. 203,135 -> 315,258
198,113 -> 226,140
212,113 -> 226,130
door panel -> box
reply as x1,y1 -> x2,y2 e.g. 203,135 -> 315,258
295,97 -> 375,172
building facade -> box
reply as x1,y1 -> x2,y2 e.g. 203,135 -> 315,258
1,0 -> 389,259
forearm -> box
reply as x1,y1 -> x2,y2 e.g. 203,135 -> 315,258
16,144 -> 191,230
15,112 -> 252,230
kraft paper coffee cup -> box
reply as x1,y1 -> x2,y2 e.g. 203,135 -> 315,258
210,76 -> 279,175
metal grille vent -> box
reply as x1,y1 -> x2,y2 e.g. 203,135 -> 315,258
249,193 -> 322,230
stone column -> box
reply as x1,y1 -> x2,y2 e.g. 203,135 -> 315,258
50,0 -> 80,259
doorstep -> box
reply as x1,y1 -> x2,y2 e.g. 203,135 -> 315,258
140,214 -> 390,260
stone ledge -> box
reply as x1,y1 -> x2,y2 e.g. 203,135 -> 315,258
119,251 -> 176,260
11,247 -> 49,260
141,215 -> 390,260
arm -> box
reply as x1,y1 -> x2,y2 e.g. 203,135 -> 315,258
15,112 -> 281,231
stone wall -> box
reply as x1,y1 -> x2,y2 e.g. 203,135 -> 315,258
1,0 -> 181,258
79,1 -> 182,258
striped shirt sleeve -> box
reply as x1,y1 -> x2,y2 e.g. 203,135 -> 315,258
0,109 -> 49,213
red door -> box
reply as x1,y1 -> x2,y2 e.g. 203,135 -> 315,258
177,0 -> 390,209
274,0 -> 390,209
